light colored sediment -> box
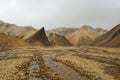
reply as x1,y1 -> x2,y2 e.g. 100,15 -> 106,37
0,58 -> 30,80
55,53 -> 115,80
0,46 -> 120,80
43,53 -> 89,80
0,52 -> 32,80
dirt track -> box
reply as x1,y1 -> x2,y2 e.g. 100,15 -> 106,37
0,47 -> 120,80
55,48 -> 120,80
43,52 -> 89,80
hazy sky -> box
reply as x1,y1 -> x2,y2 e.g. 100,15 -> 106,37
0,0 -> 120,30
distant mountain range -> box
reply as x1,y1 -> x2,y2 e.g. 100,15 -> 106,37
47,27 -> 78,36
2,20 -> 120,47
0,20 -> 37,40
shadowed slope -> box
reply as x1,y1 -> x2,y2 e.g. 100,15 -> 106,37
26,27 -> 50,46
92,24 -> 120,47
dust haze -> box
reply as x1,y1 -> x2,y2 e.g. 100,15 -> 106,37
0,0 -> 120,30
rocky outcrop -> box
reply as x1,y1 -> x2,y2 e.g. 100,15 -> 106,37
26,27 -> 50,46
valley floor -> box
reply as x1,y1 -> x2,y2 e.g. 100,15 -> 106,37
0,46 -> 120,80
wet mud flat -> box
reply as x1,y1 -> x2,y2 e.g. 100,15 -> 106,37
17,54 -> 61,80
43,52 -> 89,80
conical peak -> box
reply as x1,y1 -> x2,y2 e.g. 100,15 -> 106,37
115,24 -> 120,28
41,27 -> 45,31
38,27 -> 45,32
26,27 -> 50,46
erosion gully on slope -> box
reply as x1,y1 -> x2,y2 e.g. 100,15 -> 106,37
42,50 -> 89,80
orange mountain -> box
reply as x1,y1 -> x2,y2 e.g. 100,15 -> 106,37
66,25 -> 99,46
0,33 -> 28,47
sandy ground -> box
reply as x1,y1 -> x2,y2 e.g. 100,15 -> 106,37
0,46 -> 120,80
55,47 -> 120,80
0,47 -> 61,80
0,53 -> 31,80
81,46 -> 120,54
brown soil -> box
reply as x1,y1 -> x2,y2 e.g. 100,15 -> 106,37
0,46 -> 119,80
18,54 -> 61,80
0,47 -> 62,80
0,33 -> 28,47
55,47 -> 120,80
